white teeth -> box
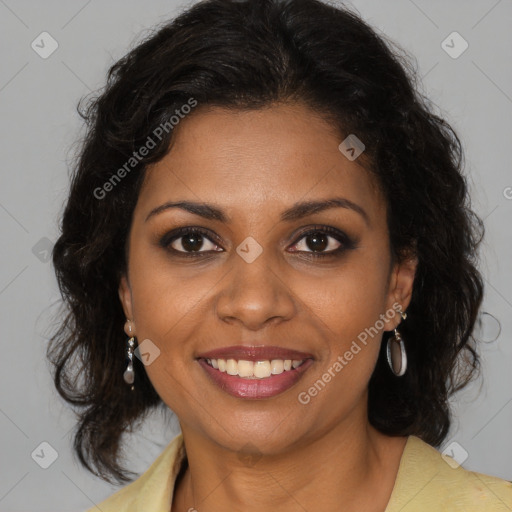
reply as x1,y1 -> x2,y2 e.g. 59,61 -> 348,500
270,359 -> 284,374
204,358 -> 305,378
237,360 -> 254,377
253,360 -> 271,378
226,359 -> 238,376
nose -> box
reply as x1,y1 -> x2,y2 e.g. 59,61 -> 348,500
214,252 -> 297,331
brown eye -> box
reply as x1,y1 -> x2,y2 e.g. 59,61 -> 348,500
171,231 -> 218,253
160,227 -> 223,256
288,226 -> 356,259
296,232 -> 339,253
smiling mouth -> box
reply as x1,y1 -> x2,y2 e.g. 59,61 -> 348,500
197,356 -> 314,399
200,357 -> 308,379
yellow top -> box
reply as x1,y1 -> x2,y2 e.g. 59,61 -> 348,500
86,433 -> 512,512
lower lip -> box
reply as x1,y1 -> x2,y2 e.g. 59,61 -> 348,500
197,358 -> 314,399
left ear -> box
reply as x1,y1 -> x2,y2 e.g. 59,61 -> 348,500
118,274 -> 135,336
383,253 -> 418,331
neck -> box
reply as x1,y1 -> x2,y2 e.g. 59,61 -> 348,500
172,407 -> 407,512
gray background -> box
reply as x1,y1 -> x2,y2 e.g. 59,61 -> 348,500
1,0 -> 511,511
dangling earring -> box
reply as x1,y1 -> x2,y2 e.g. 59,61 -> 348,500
123,320 -> 136,391
386,308 -> 407,377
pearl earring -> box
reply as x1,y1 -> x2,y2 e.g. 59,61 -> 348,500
123,320 -> 136,390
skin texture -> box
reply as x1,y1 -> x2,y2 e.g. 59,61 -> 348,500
118,103 -> 417,512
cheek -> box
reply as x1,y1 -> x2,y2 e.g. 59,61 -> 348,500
295,252 -> 391,385
126,253 -> 204,410
293,275 -> 387,412
300,257 -> 390,337
121,229 -> 202,402
128,242 -> 214,337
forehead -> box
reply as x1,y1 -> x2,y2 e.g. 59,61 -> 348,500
136,103 -> 385,225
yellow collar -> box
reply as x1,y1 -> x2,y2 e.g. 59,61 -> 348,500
88,433 -> 512,511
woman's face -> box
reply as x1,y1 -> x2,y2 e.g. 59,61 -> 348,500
119,103 -> 416,453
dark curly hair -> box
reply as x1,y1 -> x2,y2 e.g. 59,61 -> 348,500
48,0 -> 485,485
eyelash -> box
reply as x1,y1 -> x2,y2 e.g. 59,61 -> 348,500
158,225 -> 356,260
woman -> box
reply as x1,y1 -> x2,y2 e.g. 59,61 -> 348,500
49,0 -> 512,510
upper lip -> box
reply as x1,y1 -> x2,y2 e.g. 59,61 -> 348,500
197,345 -> 314,362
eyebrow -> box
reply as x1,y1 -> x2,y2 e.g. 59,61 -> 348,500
145,197 -> 370,226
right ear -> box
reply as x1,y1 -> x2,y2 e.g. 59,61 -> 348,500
118,274 -> 134,325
